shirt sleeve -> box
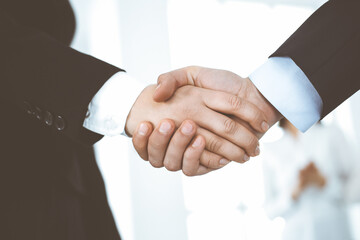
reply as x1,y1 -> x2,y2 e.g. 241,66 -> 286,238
83,72 -> 145,137
249,57 -> 323,132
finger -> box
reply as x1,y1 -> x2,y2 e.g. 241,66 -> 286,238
203,91 -> 269,133
163,120 -> 197,172
199,149 -> 231,169
182,141 -> 231,176
154,66 -> 201,102
132,122 -> 153,160
195,150 -> 231,176
230,116 -> 260,139
197,128 -> 252,163
182,135 -> 206,176
184,164 -> 215,176
195,165 -> 215,176
147,119 -> 176,168
196,109 -> 260,157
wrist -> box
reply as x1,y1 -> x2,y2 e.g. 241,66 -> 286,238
125,85 -> 155,136
249,57 -> 322,132
125,84 -> 166,137
83,72 -> 146,136
243,77 -> 283,129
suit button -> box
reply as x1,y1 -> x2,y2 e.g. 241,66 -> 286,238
44,111 -> 54,126
34,107 -> 43,121
23,101 -> 34,115
54,116 -> 66,131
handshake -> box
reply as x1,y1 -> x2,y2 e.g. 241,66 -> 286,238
125,66 -> 283,176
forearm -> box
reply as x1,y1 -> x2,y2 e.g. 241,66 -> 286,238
125,84 -> 173,136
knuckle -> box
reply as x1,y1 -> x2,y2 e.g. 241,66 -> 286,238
245,135 -> 258,149
132,141 -> 146,153
183,169 -> 196,177
229,149 -> 245,163
150,163 -> 163,169
253,110 -> 262,122
149,158 -> 164,168
223,118 -> 238,135
180,105 -> 194,119
149,140 -> 163,151
229,95 -> 243,111
206,158 -> 213,168
248,106 -> 262,123
182,151 -> 199,176
200,154 -> 213,168
183,150 -> 193,161
208,137 -> 223,153
187,65 -> 199,74
164,160 -> 180,172
227,149 -> 246,164
157,73 -> 167,83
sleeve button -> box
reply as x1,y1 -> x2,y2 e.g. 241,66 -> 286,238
44,111 -> 54,126
54,115 -> 66,131
34,107 -> 43,121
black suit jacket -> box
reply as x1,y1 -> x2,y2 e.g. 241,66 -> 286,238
0,0 -> 122,239
272,0 -> 360,118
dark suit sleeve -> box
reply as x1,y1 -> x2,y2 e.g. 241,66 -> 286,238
271,0 -> 360,118
0,10 -> 124,146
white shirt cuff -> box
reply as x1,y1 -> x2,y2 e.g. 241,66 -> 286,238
249,57 -> 323,132
83,71 -> 145,137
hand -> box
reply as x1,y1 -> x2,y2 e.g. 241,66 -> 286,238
292,162 -> 326,200
154,66 -> 282,134
126,84 -> 268,175
299,162 -> 327,188
132,119 -> 214,176
132,66 -> 282,175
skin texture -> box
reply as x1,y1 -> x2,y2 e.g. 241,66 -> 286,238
126,83 -> 269,175
130,66 -> 283,176
154,66 -> 281,129
132,119 -> 209,176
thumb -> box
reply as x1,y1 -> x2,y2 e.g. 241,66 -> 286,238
153,73 -> 179,102
153,66 -> 200,102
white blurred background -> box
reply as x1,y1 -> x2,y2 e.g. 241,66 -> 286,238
70,0 -> 360,239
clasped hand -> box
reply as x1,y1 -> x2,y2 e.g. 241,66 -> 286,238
126,66 -> 282,176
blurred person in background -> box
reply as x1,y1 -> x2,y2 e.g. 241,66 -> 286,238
262,119 -> 355,240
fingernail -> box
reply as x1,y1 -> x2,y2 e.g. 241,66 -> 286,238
261,121 -> 269,132
220,158 -> 230,166
192,136 -> 203,147
138,123 -> 149,136
181,122 -> 194,135
255,146 -> 260,156
159,121 -> 171,134
244,154 -> 250,162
